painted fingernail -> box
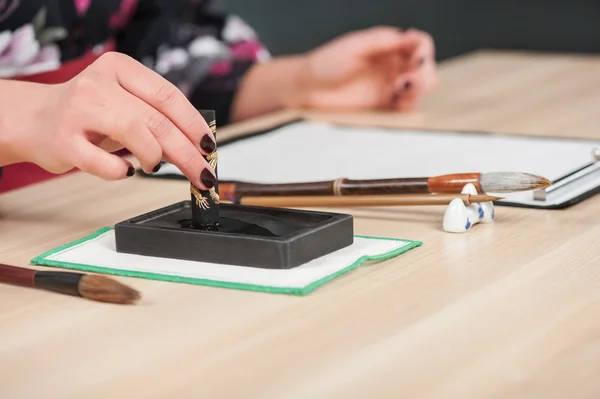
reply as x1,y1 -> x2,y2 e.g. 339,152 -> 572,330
127,166 -> 135,177
404,80 -> 412,91
200,168 -> 216,188
200,134 -> 216,153
152,163 -> 161,173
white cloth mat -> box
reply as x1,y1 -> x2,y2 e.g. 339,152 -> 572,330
32,228 -> 421,295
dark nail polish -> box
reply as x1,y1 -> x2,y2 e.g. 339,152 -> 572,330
152,163 -> 161,173
127,166 -> 135,177
404,80 -> 412,91
200,168 -> 216,188
200,134 -> 216,153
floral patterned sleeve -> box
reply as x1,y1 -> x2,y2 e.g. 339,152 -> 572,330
116,0 -> 271,125
0,0 -> 270,126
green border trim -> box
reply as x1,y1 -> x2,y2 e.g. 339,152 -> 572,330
31,228 -> 422,296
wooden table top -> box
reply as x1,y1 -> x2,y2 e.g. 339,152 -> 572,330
2,50 -> 600,398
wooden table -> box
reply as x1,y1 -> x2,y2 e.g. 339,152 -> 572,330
2,50 -> 600,398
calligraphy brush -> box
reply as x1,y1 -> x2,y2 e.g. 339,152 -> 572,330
238,193 -> 502,208
0,264 -> 141,304
219,172 -> 551,200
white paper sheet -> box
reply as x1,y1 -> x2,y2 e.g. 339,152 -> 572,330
154,120 -> 600,207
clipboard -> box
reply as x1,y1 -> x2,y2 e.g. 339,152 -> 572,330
139,119 -> 600,209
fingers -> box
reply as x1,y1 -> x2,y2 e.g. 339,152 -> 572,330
402,42 -> 438,94
80,90 -> 164,175
143,104 -> 216,190
82,85 -> 216,190
396,63 -> 437,95
79,52 -> 217,189
337,25 -> 435,67
69,137 -> 135,180
392,70 -> 426,110
350,26 -> 423,59
390,29 -> 438,110
401,29 -> 436,70
96,52 -> 216,154
108,52 -> 218,189
350,27 -> 437,94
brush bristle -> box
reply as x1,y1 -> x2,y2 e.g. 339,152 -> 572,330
480,172 -> 552,193
78,275 -> 141,304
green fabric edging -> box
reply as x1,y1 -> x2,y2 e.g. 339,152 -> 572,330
31,227 -> 422,296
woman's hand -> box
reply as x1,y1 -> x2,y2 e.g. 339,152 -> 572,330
230,26 -> 437,121
302,26 -> 437,111
0,52 -> 217,188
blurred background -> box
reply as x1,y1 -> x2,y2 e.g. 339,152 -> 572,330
212,0 -> 600,61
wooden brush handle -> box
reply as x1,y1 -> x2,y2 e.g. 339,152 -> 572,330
219,181 -> 335,200
221,174 -> 484,200
340,178 -> 429,194
0,264 -> 81,296
0,263 -> 138,303
427,173 -> 482,193
240,194 -> 495,207
221,178 -> 430,198
0,264 -> 35,286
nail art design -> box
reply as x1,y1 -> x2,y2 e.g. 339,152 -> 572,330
200,134 -> 216,153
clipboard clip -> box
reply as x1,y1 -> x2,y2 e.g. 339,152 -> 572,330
533,148 -> 600,201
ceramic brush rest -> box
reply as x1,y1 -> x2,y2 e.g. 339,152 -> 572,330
114,110 -> 354,269
442,183 -> 495,233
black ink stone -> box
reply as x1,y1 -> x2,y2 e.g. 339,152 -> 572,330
114,201 -> 354,269
114,109 -> 354,269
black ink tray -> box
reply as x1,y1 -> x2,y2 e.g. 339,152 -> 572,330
114,201 -> 354,269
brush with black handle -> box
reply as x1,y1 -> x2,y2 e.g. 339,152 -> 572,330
0,264 -> 141,304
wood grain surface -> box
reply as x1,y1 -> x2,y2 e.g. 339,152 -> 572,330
2,50 -> 600,398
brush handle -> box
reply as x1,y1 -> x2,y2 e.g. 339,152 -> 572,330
333,175 -> 483,194
239,194 -> 494,207
427,173 -> 482,193
220,180 -> 335,199
0,263 -> 139,304
221,178 -> 429,198
0,264 -> 35,285
340,178 -> 430,194
34,272 -> 83,296
220,174 -> 483,200
0,264 -> 83,296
